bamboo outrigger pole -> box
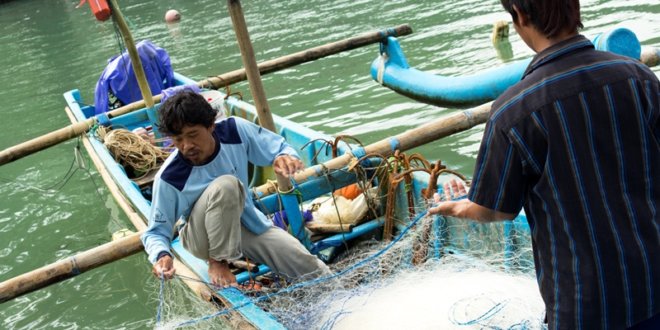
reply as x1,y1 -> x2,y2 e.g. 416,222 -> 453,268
0,24 -> 412,167
0,232 -> 143,304
254,102 -> 494,197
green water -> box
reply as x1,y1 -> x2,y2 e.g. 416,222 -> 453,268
0,0 -> 657,328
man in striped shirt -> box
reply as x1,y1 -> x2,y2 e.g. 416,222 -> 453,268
430,0 -> 659,329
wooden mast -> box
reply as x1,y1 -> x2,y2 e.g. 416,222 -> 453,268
227,0 -> 276,133
107,0 -> 154,108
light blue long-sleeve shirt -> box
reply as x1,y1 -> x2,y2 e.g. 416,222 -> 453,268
141,116 -> 298,264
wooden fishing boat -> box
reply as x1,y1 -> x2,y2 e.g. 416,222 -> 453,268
53,4 -> 537,329
62,60 -> 538,328
17,2 -> 647,328
370,27 -> 646,107
2,0 -> 658,327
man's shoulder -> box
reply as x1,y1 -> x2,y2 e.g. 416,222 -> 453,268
489,80 -> 532,130
158,153 -> 193,192
214,117 -> 243,145
491,49 -> 656,129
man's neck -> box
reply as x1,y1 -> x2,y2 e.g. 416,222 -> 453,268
529,30 -> 578,53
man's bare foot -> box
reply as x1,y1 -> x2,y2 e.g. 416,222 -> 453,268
208,259 -> 237,288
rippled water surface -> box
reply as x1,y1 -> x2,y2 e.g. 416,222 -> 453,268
0,0 -> 658,328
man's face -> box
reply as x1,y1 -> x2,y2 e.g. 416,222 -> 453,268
171,124 -> 215,165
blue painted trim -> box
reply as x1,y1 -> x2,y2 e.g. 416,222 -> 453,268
351,147 -> 366,160
310,218 -> 384,254
109,108 -> 150,131
389,137 -> 400,152
235,264 -> 271,284
96,113 -> 111,127
255,167 -> 359,215
432,215 -> 442,259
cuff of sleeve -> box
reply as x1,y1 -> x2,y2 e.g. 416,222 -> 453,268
156,250 -> 172,262
275,152 -> 300,160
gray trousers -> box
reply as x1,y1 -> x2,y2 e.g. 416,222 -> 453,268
180,175 -> 330,279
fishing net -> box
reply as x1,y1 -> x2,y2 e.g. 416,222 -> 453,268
255,203 -> 544,330
152,277 -> 233,330
155,204 -> 543,329
152,151 -> 544,329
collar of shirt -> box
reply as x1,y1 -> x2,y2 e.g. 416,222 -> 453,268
522,34 -> 594,79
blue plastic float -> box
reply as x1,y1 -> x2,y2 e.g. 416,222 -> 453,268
371,28 -> 642,107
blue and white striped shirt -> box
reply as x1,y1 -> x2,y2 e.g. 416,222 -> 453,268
469,35 -> 660,329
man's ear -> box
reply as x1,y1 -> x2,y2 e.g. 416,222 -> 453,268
511,5 -> 529,27
206,123 -> 215,133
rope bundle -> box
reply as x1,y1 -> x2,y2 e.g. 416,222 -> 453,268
97,127 -> 170,176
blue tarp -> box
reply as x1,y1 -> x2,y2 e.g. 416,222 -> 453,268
94,40 -> 174,114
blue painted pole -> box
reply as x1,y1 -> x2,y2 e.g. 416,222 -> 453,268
236,264 -> 271,283
311,218 -> 384,254
254,158 -> 383,215
432,215 -> 442,259
279,190 -> 312,250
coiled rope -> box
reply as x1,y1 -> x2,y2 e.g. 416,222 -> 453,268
96,127 -> 170,176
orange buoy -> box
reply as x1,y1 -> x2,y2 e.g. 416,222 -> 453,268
334,183 -> 362,200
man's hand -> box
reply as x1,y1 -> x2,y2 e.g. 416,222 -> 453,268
428,179 -> 515,222
152,254 -> 176,280
273,155 -> 304,177
428,179 -> 469,217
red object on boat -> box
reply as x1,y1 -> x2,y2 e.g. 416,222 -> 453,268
77,0 -> 112,22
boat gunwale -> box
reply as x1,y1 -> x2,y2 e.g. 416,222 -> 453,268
63,88 -> 283,329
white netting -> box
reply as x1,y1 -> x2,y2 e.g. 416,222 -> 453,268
253,207 -> 544,330
154,160 -> 543,329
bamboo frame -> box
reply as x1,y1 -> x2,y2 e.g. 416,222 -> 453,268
0,24 -> 412,166
254,102 -> 494,196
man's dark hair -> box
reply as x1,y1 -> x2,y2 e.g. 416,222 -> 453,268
157,91 -> 217,136
500,0 -> 583,38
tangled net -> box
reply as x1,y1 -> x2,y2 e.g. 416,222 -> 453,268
151,143 -> 544,329
156,205 -> 543,329
254,202 -> 543,330
96,126 -> 170,177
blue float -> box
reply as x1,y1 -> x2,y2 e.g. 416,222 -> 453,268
370,28 -> 642,107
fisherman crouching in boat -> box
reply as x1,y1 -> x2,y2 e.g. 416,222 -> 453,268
141,90 -> 331,288
430,0 -> 659,329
